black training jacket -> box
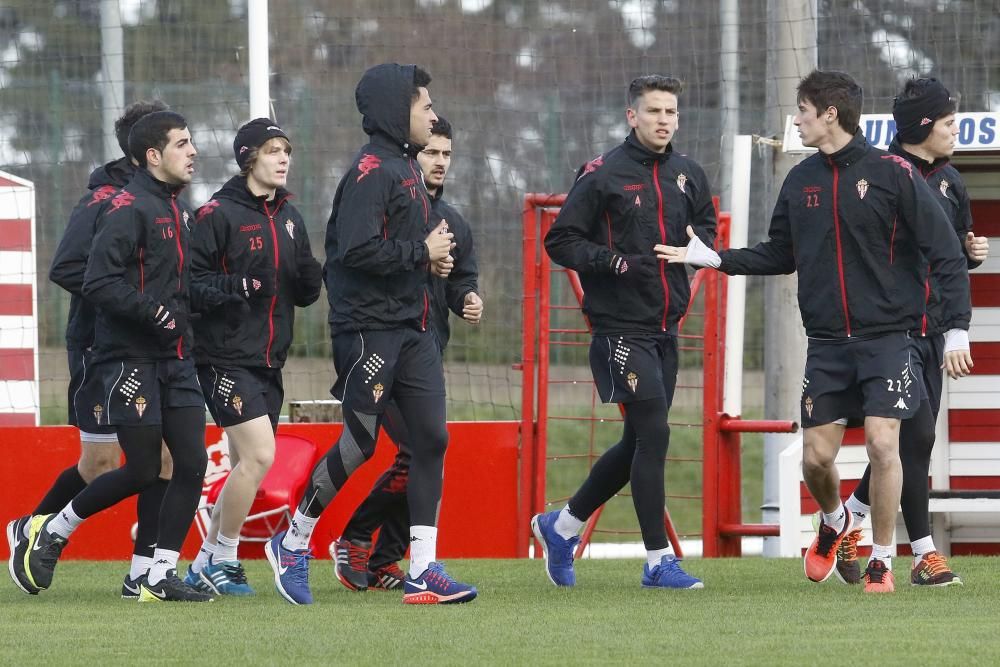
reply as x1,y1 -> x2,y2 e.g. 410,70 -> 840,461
49,158 -> 135,351
428,186 -> 479,350
718,130 -> 970,338
82,168 -> 196,362
325,63 -> 435,334
190,176 -> 323,368
887,139 -> 981,336
544,130 -> 717,335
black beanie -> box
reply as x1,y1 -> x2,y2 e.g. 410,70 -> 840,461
893,79 -> 956,145
234,118 -> 289,170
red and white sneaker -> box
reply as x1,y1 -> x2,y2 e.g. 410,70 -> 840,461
804,506 -> 854,582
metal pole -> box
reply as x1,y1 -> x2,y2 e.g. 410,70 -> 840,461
248,0 -> 271,118
718,0 -> 740,209
761,0 -> 816,557
100,0 -> 125,163
723,135 -> 751,417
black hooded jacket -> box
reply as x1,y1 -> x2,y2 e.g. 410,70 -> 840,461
887,138 -> 981,336
544,130 -> 717,335
190,175 -> 323,368
49,158 -> 135,351
427,185 -> 478,350
325,63 -> 434,334
82,168 -> 196,362
718,130 -> 971,338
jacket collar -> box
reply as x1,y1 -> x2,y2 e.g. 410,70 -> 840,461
371,131 -> 423,159
623,129 -> 673,165
132,167 -> 185,199
887,137 -> 949,174
823,129 -> 869,168
216,175 -> 290,212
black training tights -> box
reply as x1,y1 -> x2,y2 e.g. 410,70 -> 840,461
567,397 -> 671,550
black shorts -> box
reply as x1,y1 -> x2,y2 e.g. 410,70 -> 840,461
67,349 -> 116,436
330,329 -> 444,414
197,364 -> 284,431
800,332 -> 923,428
914,334 -> 945,418
589,333 -> 679,405
93,358 -> 205,427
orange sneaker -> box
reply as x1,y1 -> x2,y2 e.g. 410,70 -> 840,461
804,507 -> 854,582
834,528 -> 863,585
863,558 -> 895,593
911,551 -> 962,587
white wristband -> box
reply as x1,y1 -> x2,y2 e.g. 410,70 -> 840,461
943,328 -> 970,354
685,233 -> 721,269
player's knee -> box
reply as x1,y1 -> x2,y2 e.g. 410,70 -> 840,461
242,447 -> 275,480
126,459 -> 162,488
159,446 -> 174,480
422,424 -> 449,460
173,447 -> 207,482
802,446 -> 836,478
866,434 -> 899,467
78,449 -> 119,482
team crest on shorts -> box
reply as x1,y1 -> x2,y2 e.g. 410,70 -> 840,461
285,219 -> 295,239
939,179 -> 950,197
372,382 -> 384,403
93,404 -> 104,424
803,396 -> 814,418
856,179 -> 868,200
626,372 -> 638,392
232,395 -> 243,416
676,173 -> 687,193
135,396 -> 147,418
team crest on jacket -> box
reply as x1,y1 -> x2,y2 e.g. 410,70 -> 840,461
232,395 -> 243,416
357,154 -> 381,182
109,190 -> 136,213
92,404 -> 104,424
372,382 -> 384,403
88,185 -> 117,207
182,210 -> 191,231
676,173 -> 687,193
626,372 -> 638,392
285,219 -> 295,239
135,396 -> 147,418
939,179 -> 950,197
856,179 -> 868,200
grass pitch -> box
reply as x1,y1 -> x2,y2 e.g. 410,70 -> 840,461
3,557 -> 998,666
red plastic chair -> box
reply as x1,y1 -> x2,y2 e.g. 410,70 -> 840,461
197,433 -> 317,542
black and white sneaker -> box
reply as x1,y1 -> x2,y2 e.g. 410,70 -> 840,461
138,570 -> 214,602
25,514 -> 69,590
7,516 -> 39,595
121,573 -> 143,600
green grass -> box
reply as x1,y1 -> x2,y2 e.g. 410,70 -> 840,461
4,558 -> 998,665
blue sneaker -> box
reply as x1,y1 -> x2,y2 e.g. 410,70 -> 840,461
182,565 -> 211,593
641,554 -> 704,589
264,531 -> 313,605
530,511 -> 578,587
200,560 -> 255,596
403,562 -> 477,604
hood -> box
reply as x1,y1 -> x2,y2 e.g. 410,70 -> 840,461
887,137 -> 948,173
88,157 -> 135,190
215,174 -> 291,211
356,63 -> 419,151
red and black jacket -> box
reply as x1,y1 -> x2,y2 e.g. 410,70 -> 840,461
887,138 -> 980,337
427,186 -> 479,351
325,64 -> 434,335
718,130 -> 971,338
190,176 -> 322,368
544,130 -> 717,336
49,158 -> 135,351
82,168 -> 196,362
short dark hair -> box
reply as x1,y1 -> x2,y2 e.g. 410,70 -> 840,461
115,100 -> 168,158
431,115 -> 452,140
128,110 -> 188,168
628,75 -> 683,108
412,66 -> 432,101
898,77 -> 958,116
796,70 -> 863,133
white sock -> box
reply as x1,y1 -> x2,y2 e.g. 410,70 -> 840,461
646,547 -> 673,569
910,536 -> 936,564
191,541 -> 215,574
147,548 -> 180,585
47,502 -> 84,539
821,505 -> 846,534
214,533 -> 239,563
844,494 -> 869,526
870,544 -> 893,571
129,555 -> 153,581
408,525 -> 438,578
281,510 -> 317,552
554,506 -> 584,540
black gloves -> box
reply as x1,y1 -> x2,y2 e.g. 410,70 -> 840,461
150,302 -> 188,343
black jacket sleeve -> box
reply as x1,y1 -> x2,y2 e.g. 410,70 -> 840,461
293,217 -> 323,307
82,207 -> 159,322
445,212 -> 479,316
49,199 -> 103,295
954,179 -> 982,271
544,166 -> 615,273
688,162 -> 718,248
189,204 -> 240,297
718,180 -> 797,276
898,166 -> 971,331
335,166 -> 430,275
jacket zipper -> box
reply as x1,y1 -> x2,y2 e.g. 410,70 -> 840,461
262,197 -> 287,367
409,160 -> 431,331
169,195 -> 185,358
830,162 -> 852,337
652,161 -> 670,331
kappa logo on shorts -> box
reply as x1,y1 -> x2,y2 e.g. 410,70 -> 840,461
626,372 -> 638,392
804,396 -> 814,418
232,395 -> 243,416
92,404 -> 104,424
135,396 -> 147,418
372,382 -> 384,403
894,397 -> 908,410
